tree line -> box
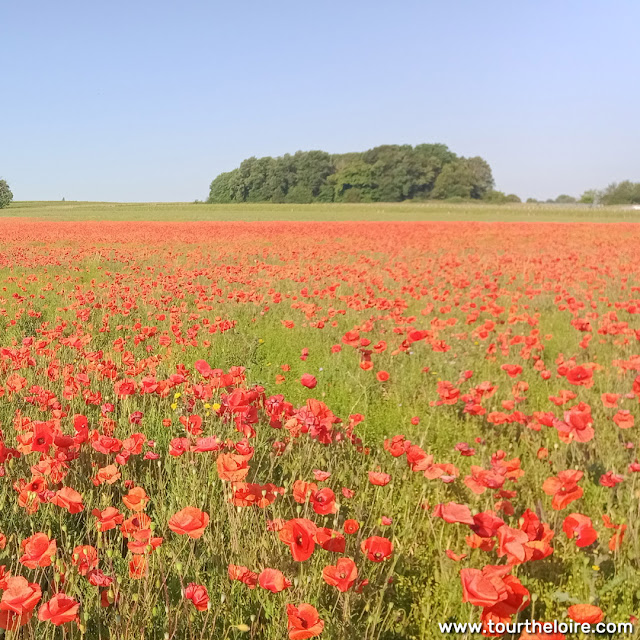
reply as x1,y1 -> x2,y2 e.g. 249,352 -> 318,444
3,162 -> 638,209
578,181 -> 640,205
525,183 -> 640,206
207,144 -> 508,204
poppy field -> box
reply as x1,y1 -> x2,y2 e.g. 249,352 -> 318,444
0,217 -> 639,639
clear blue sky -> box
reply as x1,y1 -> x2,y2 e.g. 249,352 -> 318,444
2,0 -> 639,202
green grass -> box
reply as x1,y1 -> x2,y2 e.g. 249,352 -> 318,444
5,200 -> 640,222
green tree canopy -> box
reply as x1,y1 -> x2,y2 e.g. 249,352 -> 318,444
465,157 -> 494,199
207,144 -> 494,204
484,190 -> 521,204
0,179 -> 13,209
579,189 -> 600,204
431,157 -> 494,200
600,181 -> 640,205
578,182 -> 640,206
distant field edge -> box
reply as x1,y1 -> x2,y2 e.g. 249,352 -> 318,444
3,200 -> 640,223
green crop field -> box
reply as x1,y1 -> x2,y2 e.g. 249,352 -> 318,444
6,200 -> 640,223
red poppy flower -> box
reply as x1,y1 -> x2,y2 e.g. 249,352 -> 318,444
433,502 -> 475,525
542,470 -> 584,510
192,436 -> 222,453
231,482 -> 283,508
565,365 -> 593,387
286,603 -> 324,640
228,564 -> 258,589
480,573 -> 530,628
300,374 -> 317,389
72,545 -> 99,575
360,536 -> 393,562
314,527 -> 346,553
120,513 -> 152,538
37,594 -> 80,626
31,422 -> 54,454
601,393 -> 620,408
310,487 -> 338,515
599,471 -> 624,487
0,576 -> 42,615
87,569 -> 114,587
562,513 -> 598,547
19,533 -> 56,569
496,525 -> 529,564
168,507 -> 210,539
343,519 -> 360,534
258,568 -> 292,593
92,464 -> 121,486
122,486 -> 149,512
446,550 -> 468,561
279,518 -> 317,562
518,509 -> 554,561
501,364 -> 522,378
613,410 -> 634,429
464,466 -> 505,495
216,453 -> 250,482
92,507 -> 124,532
169,437 -> 191,457
184,583 -> 209,611
460,565 -> 511,608
555,403 -> 594,443
50,486 -> 84,513
179,414 -> 203,435
368,471 -> 391,486
567,604 -> 604,624
293,480 -> 318,504
323,557 -> 358,592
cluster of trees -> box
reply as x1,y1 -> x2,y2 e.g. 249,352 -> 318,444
0,179 -> 13,209
525,182 -> 640,206
207,144 -> 498,203
526,194 -> 578,204
581,181 -> 640,205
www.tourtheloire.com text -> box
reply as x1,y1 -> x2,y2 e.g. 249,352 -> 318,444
438,620 -> 634,635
